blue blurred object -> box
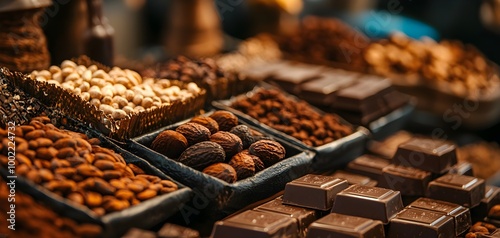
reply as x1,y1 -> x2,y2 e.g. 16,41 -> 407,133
340,11 -> 440,40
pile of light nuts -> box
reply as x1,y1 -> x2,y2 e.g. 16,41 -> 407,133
30,60 -> 202,120
0,116 -> 179,216
363,33 -> 500,97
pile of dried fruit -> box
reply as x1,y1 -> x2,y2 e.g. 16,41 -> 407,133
0,116 -> 179,216
150,110 -> 286,183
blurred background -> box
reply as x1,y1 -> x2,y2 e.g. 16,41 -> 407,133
77,0 -> 500,63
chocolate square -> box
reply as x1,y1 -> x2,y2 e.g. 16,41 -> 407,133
393,138 -> 457,173
388,208 -> 455,238
378,164 -> 432,196
306,213 -> 385,238
210,210 -> 298,238
331,184 -> 403,224
282,174 -> 349,211
427,174 -> 485,208
408,197 -> 471,236
254,196 -> 318,237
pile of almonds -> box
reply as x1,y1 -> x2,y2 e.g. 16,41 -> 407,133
0,116 -> 178,216
465,222 -> 498,238
0,177 -> 102,238
363,33 -> 500,97
150,110 -> 286,183
30,60 -> 202,120
231,88 -> 353,147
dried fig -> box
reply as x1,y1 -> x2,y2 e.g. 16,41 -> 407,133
176,122 -> 211,146
203,163 -> 237,183
249,140 -> 286,167
210,110 -> 238,131
210,131 -> 243,160
151,130 -> 188,158
178,141 -> 225,171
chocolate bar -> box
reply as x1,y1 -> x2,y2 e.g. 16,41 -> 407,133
306,213 -> 385,238
367,131 -> 413,159
254,196 -> 318,237
282,174 -> 349,211
378,164 -> 432,196
472,186 -> 500,221
388,207 -> 455,238
330,170 -> 378,187
427,174 -> 485,208
157,223 -> 200,238
393,138 -> 457,174
408,197 -> 471,236
299,70 -> 358,105
268,62 -> 324,94
333,78 -> 392,114
331,184 -> 403,223
210,210 -> 297,238
345,154 -> 391,180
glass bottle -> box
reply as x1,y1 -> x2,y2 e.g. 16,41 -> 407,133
83,0 -> 114,66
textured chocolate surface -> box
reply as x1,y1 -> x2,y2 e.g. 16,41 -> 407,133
427,174 -> 485,208
254,196 -> 318,237
331,185 -> 403,223
282,174 -> 349,211
306,213 -> 385,238
211,210 -> 298,238
388,208 -> 455,238
378,164 -> 432,196
393,138 -> 457,174
346,154 -> 391,180
408,197 -> 471,236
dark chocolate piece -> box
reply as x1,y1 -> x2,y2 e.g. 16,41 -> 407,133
210,210 -> 298,238
427,174 -> 485,208
158,223 -> 200,238
472,186 -> 500,221
299,70 -> 357,105
254,196 -> 318,237
378,164 -> 432,196
346,154 -> 391,180
388,208 -> 455,238
306,213 -> 385,238
282,174 -> 349,211
448,161 -> 474,176
330,170 -> 378,187
408,197 -> 471,236
269,62 -> 324,94
331,184 -> 403,224
333,77 -> 392,114
393,138 -> 457,174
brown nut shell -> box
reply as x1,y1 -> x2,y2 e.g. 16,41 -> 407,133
210,131 -> 243,160
229,125 -> 256,149
202,163 -> 237,183
177,141 -> 225,171
228,150 -> 257,179
249,140 -> 286,167
190,116 -> 219,134
210,111 -> 238,131
176,122 -> 211,146
150,130 -> 188,159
